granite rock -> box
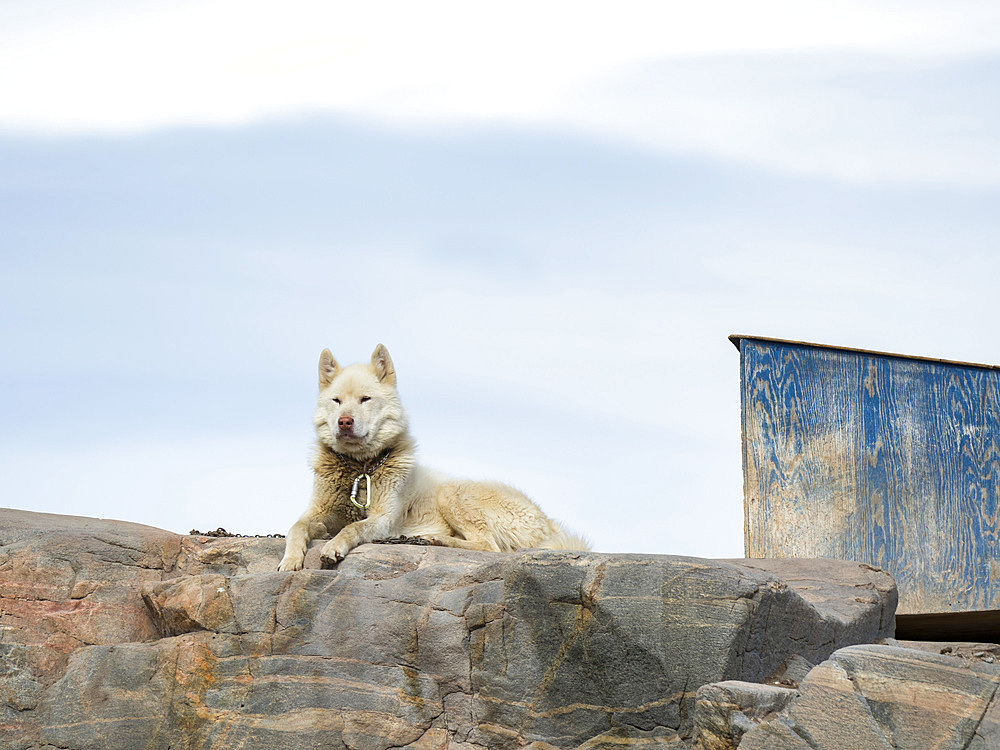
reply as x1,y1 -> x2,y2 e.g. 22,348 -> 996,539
738,644 -> 1000,750
692,681 -> 798,750
0,508 -> 897,749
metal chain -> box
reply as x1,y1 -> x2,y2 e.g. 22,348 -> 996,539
189,527 -> 285,538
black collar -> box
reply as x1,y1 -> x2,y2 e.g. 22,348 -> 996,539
331,447 -> 393,476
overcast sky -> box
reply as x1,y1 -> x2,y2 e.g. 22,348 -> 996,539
2,1 -> 999,557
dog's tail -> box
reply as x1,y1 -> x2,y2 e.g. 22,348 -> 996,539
538,523 -> 591,552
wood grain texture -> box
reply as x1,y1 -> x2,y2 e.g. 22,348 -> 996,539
740,338 -> 1000,614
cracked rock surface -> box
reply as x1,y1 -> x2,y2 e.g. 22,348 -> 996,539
0,508 -> 896,749
692,680 -> 798,749
737,644 -> 1000,749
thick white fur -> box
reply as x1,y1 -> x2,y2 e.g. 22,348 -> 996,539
277,345 -> 588,571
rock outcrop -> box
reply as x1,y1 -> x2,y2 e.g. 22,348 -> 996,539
692,681 -> 798,749
737,644 -> 1000,749
0,508 -> 897,749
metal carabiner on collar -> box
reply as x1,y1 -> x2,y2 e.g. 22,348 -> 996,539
350,473 -> 372,509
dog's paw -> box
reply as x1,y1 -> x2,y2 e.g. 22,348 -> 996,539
319,553 -> 342,570
415,535 -> 447,547
277,555 -> 304,572
319,538 -> 351,568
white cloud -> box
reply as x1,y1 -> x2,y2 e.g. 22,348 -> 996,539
3,2 -> 1000,184
564,53 -> 1000,187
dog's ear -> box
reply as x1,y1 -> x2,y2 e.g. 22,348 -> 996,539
371,344 -> 396,385
318,349 -> 340,389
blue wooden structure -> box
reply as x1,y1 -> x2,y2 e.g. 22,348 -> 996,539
733,335 -> 1000,615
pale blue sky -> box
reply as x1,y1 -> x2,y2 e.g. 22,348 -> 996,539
2,2 -> 999,556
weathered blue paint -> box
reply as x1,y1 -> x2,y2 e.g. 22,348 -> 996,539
735,335 -> 1000,615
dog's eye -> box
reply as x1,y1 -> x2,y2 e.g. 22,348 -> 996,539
359,396 -> 371,404
331,398 -> 341,404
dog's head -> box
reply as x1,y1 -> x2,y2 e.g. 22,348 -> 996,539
313,344 -> 408,458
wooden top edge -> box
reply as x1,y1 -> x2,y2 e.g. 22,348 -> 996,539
728,334 -> 1000,372
896,610 -> 1000,621
895,610 -> 1000,641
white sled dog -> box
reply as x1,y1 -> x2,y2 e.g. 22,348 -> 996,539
277,345 -> 589,571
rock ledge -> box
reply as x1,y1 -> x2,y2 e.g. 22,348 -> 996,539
0,508 -> 896,749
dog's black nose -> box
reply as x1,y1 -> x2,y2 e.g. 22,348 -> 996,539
338,415 -> 354,431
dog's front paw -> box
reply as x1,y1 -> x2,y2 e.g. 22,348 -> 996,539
277,553 -> 304,572
319,538 -> 351,568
